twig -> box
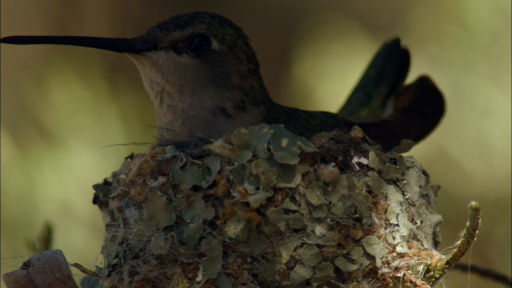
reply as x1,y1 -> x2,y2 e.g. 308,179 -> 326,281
453,262 -> 512,287
429,201 -> 482,285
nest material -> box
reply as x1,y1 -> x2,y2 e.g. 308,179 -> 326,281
85,125 -> 445,288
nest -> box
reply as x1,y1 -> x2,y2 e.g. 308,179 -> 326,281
83,125 -> 445,288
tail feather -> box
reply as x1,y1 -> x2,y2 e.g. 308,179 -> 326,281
338,38 -> 410,122
359,76 -> 445,150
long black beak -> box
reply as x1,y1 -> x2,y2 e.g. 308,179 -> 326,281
0,36 -> 156,54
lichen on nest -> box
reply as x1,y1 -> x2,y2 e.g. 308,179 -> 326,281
84,124 -> 445,288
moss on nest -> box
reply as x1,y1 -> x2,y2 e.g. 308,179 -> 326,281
83,125 -> 445,288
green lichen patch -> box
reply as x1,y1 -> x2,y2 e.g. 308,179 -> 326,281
269,124 -> 318,164
362,236 -> 386,267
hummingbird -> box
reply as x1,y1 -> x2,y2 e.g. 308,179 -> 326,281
1,12 -> 444,151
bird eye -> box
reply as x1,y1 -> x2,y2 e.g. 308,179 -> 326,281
184,33 -> 212,56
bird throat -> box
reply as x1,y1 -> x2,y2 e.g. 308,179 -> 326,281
126,52 -> 271,143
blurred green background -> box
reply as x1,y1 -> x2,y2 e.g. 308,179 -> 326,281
1,1 -> 510,287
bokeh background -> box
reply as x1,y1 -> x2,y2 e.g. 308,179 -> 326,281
1,1 -> 510,287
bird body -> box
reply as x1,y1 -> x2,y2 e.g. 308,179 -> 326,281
0,12 -> 445,150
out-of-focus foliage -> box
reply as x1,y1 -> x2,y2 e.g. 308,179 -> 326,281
1,1 -> 510,287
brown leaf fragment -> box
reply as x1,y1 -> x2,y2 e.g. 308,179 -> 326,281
317,163 -> 340,183
351,126 -> 365,139
229,257 -> 253,284
218,201 -> 237,225
216,176 -> 230,197
260,188 -> 286,210
276,264 -> 289,282
239,187 -> 252,202
128,157 -> 154,181
349,224 -> 363,240
3,250 -> 78,288
246,210 -> 263,227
